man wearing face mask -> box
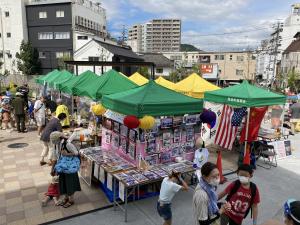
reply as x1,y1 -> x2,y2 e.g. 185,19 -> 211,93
218,164 -> 260,225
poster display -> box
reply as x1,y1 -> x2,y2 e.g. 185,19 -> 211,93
119,182 -> 125,201
268,140 -> 293,160
99,166 -> 105,183
107,173 -> 113,191
93,163 -> 99,180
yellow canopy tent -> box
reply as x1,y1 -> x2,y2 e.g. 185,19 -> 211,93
175,73 -> 220,98
155,76 -> 176,90
128,72 -> 149,86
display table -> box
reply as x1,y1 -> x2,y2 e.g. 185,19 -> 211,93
79,146 -> 196,222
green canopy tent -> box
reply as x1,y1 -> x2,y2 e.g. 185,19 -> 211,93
48,70 -> 73,89
204,80 -> 286,161
75,69 -> 138,100
71,71 -> 100,96
35,69 -> 60,85
102,80 -> 203,117
59,70 -> 98,95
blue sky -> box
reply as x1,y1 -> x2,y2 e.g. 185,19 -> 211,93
101,0 -> 296,51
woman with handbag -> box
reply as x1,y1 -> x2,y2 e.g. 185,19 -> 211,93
193,162 -> 231,225
52,133 -> 81,208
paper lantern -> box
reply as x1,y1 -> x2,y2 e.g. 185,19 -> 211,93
124,115 -> 140,129
200,109 -> 216,128
92,104 -> 106,116
139,115 -> 155,130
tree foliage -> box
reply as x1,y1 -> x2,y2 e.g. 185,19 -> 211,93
137,66 -> 150,79
15,40 -> 41,75
287,69 -> 300,93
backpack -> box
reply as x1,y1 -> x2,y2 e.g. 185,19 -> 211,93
225,180 -> 257,218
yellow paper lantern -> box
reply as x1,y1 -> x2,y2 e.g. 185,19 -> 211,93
92,104 -> 106,116
139,115 -> 155,130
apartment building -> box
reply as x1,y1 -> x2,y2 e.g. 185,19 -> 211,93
26,0 -> 107,73
163,51 -> 256,82
127,19 -> 181,53
0,0 -> 28,74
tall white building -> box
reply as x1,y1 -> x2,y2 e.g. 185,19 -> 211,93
0,0 -> 28,74
128,19 -> 181,53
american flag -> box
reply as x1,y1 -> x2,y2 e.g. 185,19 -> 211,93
214,105 -> 238,150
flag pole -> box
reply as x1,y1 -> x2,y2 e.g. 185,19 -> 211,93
244,107 -> 250,155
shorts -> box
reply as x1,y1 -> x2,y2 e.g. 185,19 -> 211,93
157,202 -> 172,221
36,116 -> 45,127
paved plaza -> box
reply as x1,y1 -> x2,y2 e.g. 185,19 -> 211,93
1,128 -> 299,225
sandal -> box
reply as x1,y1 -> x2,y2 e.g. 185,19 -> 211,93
56,198 -> 68,206
63,201 -> 74,208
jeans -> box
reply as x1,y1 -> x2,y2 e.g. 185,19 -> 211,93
15,114 -> 25,132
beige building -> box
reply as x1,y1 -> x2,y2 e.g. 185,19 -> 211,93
163,51 -> 256,81
127,19 -> 181,53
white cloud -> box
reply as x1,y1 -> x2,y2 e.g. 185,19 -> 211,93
101,0 -> 125,20
127,0 -> 248,21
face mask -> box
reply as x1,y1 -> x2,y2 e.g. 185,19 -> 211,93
239,176 -> 250,184
209,178 -> 220,186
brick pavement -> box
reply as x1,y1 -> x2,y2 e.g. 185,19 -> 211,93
0,129 -> 110,225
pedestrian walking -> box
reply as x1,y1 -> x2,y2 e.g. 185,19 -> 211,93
290,101 -> 300,134
40,113 -> 67,166
17,83 -> 29,109
34,96 -> 46,136
193,162 -> 230,225
218,164 -> 260,225
284,199 -> 300,225
157,171 -> 189,225
11,92 -> 26,133
1,96 -> 11,130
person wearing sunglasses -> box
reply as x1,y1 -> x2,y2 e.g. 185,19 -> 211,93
284,199 -> 300,225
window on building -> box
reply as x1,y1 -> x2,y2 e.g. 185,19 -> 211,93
237,56 -> 244,61
77,35 -> 88,40
56,10 -> 64,18
88,56 -> 100,61
39,11 -> 47,19
236,69 -> 244,76
54,32 -> 70,39
5,11 -> 9,17
39,52 -> 46,59
214,55 -> 224,60
56,51 -> 70,59
0,33 -> 2,38
156,68 -> 163,73
38,32 -> 53,40
7,33 -> 11,38
229,55 -> 233,60
7,52 -> 12,58
0,52 -> 3,58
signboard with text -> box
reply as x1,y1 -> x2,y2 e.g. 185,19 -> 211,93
200,64 -> 218,79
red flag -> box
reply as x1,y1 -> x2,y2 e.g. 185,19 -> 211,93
240,107 -> 268,143
214,105 -> 238,150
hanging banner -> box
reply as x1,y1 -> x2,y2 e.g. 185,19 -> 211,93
104,110 -> 126,124
201,102 -> 223,144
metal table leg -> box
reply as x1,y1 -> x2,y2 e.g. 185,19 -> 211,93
113,178 -> 116,211
125,187 -> 128,222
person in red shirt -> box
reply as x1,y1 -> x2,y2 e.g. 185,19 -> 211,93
218,164 -> 260,225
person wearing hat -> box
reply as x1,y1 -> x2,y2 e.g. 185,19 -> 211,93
55,99 -> 70,128
194,137 -> 209,182
11,92 -> 26,133
284,199 -> 300,225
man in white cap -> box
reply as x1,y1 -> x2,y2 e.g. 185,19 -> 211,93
194,137 -> 209,181
55,99 -> 70,128
12,92 -> 26,132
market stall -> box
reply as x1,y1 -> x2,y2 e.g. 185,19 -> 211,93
35,69 -> 60,85
175,73 -> 220,98
155,76 -> 176,90
47,70 -> 73,89
128,72 -> 149,85
204,80 -> 286,166
72,69 -> 138,100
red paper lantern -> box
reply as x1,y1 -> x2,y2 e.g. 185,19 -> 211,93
124,115 -> 140,129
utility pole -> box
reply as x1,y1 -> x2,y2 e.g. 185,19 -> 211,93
270,21 -> 283,87
118,25 -> 128,46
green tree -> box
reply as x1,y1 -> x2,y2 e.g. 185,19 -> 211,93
57,55 -> 74,72
137,66 -> 150,79
15,40 -> 41,75
191,64 -> 201,75
287,69 -> 300,93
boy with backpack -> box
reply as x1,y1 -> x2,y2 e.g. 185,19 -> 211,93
218,164 -> 260,225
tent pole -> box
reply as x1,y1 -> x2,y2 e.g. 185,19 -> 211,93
244,107 -> 250,155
